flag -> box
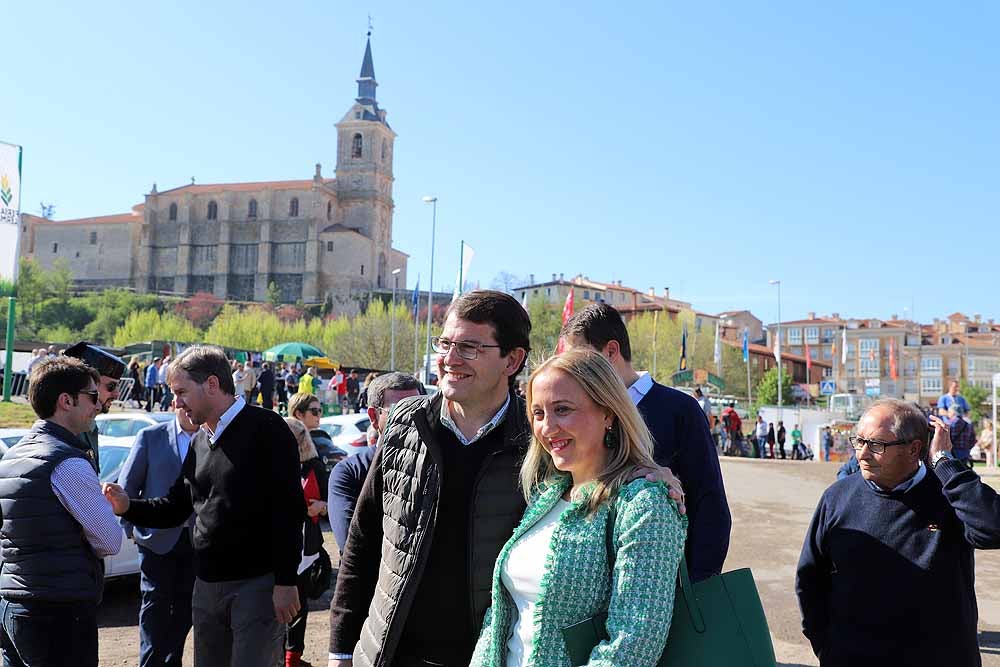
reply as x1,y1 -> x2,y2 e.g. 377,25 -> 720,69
713,321 -> 722,374
451,242 -> 475,303
742,328 -> 749,363
0,141 -> 23,282
889,337 -> 898,380
555,290 -> 575,354
411,274 -> 420,319
841,328 -> 848,364
804,340 -> 812,375
678,323 -> 688,371
520,290 -> 528,311
773,330 -> 781,365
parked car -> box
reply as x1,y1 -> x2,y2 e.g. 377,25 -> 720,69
97,436 -> 141,579
96,412 -> 175,437
318,414 -> 373,459
0,428 -> 31,456
309,427 -> 341,471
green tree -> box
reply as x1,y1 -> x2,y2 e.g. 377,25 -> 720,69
46,259 -> 74,306
526,296 -> 562,370
112,310 -> 201,347
754,366 -> 795,410
14,258 -> 46,322
267,282 -> 281,308
83,289 -> 163,344
959,380 -> 990,423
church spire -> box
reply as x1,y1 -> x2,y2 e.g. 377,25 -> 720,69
356,34 -> 377,105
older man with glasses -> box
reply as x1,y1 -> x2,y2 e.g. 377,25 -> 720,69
796,398 -> 1000,667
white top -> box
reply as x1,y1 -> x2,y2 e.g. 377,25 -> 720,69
501,498 -> 572,667
202,396 -> 245,445
627,371 -> 653,406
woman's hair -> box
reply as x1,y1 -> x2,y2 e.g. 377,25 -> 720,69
289,392 -> 320,417
284,416 -> 319,462
521,348 -> 657,515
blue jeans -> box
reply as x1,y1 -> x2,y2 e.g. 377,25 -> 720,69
139,530 -> 195,667
0,598 -> 98,667
757,436 -> 768,458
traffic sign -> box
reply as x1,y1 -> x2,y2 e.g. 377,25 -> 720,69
819,380 -> 836,396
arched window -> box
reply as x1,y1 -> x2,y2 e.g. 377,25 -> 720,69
168,202 -> 177,221
327,201 -> 332,220
351,133 -> 363,158
207,200 -> 218,220
381,140 -> 387,161
289,197 -> 299,217
248,199 -> 258,219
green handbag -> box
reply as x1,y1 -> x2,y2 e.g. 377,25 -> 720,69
561,503 -> 776,666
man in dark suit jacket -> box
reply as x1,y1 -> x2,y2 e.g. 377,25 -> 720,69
118,402 -> 198,667
562,303 -> 732,582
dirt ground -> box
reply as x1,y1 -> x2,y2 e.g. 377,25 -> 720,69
93,458 -> 1000,665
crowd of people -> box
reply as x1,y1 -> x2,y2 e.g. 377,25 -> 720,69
1,291 -> 999,667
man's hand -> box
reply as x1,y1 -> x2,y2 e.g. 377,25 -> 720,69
630,465 -> 686,515
101,483 -> 131,515
273,584 -> 300,624
329,660 -> 353,667
307,499 -> 328,518
929,415 -> 953,459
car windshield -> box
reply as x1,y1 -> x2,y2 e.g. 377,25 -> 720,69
99,447 -> 132,484
1,435 -> 25,448
354,418 -> 371,431
149,413 -> 175,422
320,424 -> 342,437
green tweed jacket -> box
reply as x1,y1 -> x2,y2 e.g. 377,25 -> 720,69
471,475 -> 687,667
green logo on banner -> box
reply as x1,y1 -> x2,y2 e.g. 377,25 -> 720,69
0,174 -> 11,206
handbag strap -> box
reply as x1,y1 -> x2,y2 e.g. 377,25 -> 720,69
603,499 -> 706,633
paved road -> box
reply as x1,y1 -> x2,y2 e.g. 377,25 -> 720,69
95,457 -> 1000,665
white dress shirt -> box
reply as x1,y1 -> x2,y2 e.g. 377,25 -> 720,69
627,371 -> 654,406
202,396 -> 246,445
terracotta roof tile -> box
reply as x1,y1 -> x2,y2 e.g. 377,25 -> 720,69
157,179 -> 335,195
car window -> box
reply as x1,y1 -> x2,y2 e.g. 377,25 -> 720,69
320,424 -> 342,437
1,436 -> 24,448
354,418 -> 371,432
99,447 -> 132,483
102,420 -> 133,438
129,421 -> 150,436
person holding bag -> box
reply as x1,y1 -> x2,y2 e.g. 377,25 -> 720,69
471,349 -> 687,667
283,417 -> 329,667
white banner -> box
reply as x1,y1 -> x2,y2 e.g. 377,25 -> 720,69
0,141 -> 22,282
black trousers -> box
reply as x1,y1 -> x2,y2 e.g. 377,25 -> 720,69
285,568 -> 311,653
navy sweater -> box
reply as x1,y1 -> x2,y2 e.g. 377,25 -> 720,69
637,381 -> 731,581
796,459 -> 1000,667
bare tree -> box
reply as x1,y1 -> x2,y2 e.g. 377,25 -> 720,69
490,271 -> 524,294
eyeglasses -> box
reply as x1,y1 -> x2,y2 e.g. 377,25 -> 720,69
431,337 -> 502,360
306,407 -> 322,416
848,435 -> 911,455
76,390 -> 100,404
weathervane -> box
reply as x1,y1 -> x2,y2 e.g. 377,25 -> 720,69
367,14 -> 373,37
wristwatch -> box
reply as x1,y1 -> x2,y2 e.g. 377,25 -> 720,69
931,450 -> 955,469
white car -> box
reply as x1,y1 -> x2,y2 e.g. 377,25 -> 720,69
0,428 -> 31,455
96,412 -> 175,438
318,414 -> 373,458
97,437 -> 142,579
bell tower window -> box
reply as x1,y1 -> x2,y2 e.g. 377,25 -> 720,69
207,200 -> 218,220
289,197 -> 299,217
248,199 -> 258,219
352,134 -> 363,159
168,203 -> 177,221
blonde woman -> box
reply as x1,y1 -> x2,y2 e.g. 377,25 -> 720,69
471,349 -> 687,667
978,419 -> 995,469
283,417 -> 328,667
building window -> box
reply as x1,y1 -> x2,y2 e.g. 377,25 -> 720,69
787,328 -> 802,345
248,199 -> 258,219
89,231 -> 97,245
921,377 -> 943,395
381,140 -> 387,161
207,200 -> 218,220
326,241 -> 333,252
921,355 -> 942,374
52,243 -> 58,253
822,328 -> 835,343
352,133 -> 363,158
805,326 -> 819,344
360,264 -> 364,276
860,359 -> 880,377
546,287 -> 550,296
583,290 -> 590,300
859,338 -> 880,360
289,197 -> 299,217
168,203 -> 177,221
327,201 -> 332,220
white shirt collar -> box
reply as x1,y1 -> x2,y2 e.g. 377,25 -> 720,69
440,393 -> 510,446
203,396 -> 246,445
627,372 -> 654,406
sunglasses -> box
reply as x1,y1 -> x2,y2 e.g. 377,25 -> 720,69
76,390 -> 100,404
306,407 -> 323,416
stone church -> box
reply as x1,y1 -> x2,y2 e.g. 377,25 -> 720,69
20,37 -> 407,306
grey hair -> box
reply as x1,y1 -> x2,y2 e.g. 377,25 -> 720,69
865,398 -> 929,450
366,372 -> 423,409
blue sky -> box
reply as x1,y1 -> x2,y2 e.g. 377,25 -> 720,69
4,1 -> 997,324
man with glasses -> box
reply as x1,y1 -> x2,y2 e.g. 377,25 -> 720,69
66,341 -> 127,469
327,372 -> 423,553
0,357 -> 123,666
796,398 -> 1000,666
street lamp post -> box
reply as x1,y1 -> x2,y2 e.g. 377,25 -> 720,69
769,279 -> 782,420
390,268 -> 402,371
422,196 -> 438,383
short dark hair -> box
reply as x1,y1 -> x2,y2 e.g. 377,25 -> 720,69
560,303 -> 631,362
28,356 -> 100,419
367,372 -> 423,409
167,346 -> 236,395
446,290 -> 531,382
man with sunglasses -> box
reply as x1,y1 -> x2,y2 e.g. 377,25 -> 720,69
65,341 -> 127,469
797,398 -> 1000,667
0,357 -> 122,666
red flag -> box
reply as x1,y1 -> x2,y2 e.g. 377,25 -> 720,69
555,290 -> 575,354
889,338 -> 898,380
804,340 -> 812,376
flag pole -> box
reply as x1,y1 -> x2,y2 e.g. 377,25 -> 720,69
2,297 -> 14,403
652,310 -> 658,380
457,240 -> 464,298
